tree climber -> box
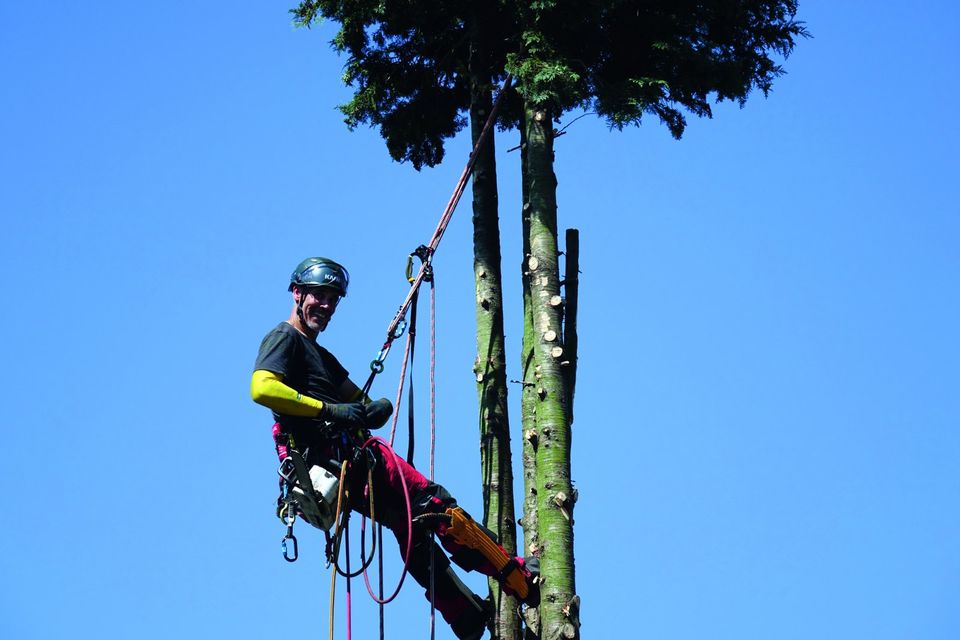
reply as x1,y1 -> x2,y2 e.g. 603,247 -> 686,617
251,257 -> 537,640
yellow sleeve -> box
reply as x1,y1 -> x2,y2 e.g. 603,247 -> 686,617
250,369 -> 325,417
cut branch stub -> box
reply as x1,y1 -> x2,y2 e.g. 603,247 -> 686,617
528,256 -> 540,271
554,491 -> 572,521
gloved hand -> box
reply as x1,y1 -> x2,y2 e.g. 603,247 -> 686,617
363,398 -> 394,429
318,401 -> 366,428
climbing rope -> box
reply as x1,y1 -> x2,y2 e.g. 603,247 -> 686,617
429,269 -> 438,640
328,460 -> 349,640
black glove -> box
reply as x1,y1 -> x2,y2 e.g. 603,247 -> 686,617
318,401 -> 366,428
363,398 -> 394,429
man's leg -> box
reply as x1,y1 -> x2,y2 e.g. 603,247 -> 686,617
434,507 -> 538,605
351,442 -> 490,639
405,536 -> 490,640
360,441 -> 538,605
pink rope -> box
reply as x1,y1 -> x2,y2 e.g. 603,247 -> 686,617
429,277 -> 437,639
345,517 -> 353,640
360,436 -> 414,604
389,331 -> 413,445
429,278 -> 436,480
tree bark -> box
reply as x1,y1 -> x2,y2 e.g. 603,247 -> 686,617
522,103 -> 579,640
518,110 -> 541,640
468,14 -> 520,639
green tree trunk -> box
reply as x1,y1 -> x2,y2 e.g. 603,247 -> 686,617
468,15 -> 520,640
518,110 -> 541,640
522,103 -> 579,640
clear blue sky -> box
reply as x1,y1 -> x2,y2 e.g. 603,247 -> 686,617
2,2 -> 958,639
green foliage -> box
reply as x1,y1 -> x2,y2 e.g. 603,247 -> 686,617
580,0 -> 808,137
506,31 -> 583,112
291,0 -> 506,169
292,0 -> 806,162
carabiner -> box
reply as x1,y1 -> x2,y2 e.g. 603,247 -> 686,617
405,254 -> 416,284
324,531 -> 336,569
282,532 -> 299,562
405,245 -> 433,283
392,318 -> 407,339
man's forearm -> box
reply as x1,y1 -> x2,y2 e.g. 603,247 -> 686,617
250,369 -> 323,417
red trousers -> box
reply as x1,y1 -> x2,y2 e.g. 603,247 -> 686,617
274,427 -> 530,629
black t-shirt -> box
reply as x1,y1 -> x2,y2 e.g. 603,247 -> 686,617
254,321 -> 349,436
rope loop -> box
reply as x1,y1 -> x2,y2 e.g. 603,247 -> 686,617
359,436 -> 413,604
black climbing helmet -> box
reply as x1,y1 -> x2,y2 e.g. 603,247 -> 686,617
289,257 -> 349,297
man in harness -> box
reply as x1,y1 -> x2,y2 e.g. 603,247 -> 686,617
251,257 -> 536,640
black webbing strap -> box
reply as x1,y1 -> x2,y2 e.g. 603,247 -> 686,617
406,287 -> 418,465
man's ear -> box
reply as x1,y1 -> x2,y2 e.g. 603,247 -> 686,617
291,285 -> 302,303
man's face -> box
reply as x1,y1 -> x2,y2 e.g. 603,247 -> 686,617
298,286 -> 341,333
